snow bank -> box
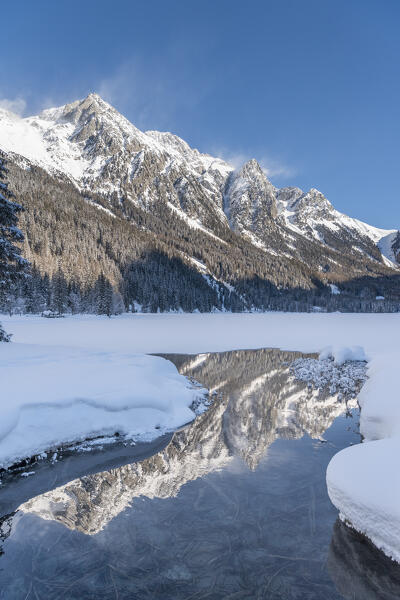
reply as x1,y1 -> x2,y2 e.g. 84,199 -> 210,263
326,350 -> 400,562
0,342 -> 201,470
319,345 -> 368,365
327,438 -> 400,562
2,312 -> 400,562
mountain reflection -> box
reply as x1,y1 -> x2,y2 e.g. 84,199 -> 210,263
18,348 -> 356,535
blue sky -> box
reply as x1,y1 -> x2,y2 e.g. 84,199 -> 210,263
1,0 -> 399,228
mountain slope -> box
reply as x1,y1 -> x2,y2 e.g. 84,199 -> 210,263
0,94 -> 399,313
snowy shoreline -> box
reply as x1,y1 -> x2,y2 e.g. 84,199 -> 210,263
0,340 -> 205,471
2,312 -> 400,562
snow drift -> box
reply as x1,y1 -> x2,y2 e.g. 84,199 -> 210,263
327,350 -> 400,562
0,342 -> 202,470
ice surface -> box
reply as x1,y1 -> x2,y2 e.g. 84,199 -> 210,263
1,312 -> 400,561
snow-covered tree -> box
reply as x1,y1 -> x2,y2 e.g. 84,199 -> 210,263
0,151 -> 28,340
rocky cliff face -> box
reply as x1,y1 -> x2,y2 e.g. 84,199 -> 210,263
392,231 -> 400,264
224,159 -> 277,234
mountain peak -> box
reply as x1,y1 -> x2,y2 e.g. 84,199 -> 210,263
244,157 -> 261,169
224,158 -> 278,231
86,92 -> 105,102
59,93 -> 116,125
302,188 -> 333,210
78,92 -> 115,113
238,158 -> 263,176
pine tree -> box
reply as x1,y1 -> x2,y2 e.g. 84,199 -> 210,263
51,266 -> 68,315
0,152 -> 28,340
95,273 -> 113,316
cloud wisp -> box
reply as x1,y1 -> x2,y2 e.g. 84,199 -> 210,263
0,92 -> 65,118
211,147 -> 297,181
0,95 -> 27,116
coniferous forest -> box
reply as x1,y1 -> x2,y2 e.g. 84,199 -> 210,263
2,152 -> 400,316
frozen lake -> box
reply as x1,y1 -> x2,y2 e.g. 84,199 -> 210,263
1,347 -> 398,598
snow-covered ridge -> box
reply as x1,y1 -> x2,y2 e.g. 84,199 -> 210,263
145,129 -> 231,177
0,94 -> 233,189
276,186 -> 397,266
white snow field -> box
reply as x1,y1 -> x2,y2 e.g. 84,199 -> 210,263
0,333 -> 203,470
1,312 -> 400,561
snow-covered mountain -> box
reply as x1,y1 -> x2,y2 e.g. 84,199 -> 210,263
0,94 -> 231,234
0,94 -> 228,182
277,186 -> 398,267
0,93 -> 399,312
0,93 -> 397,263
